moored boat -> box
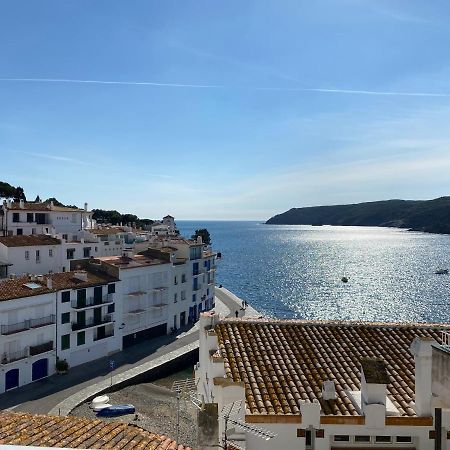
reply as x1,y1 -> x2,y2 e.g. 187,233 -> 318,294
96,404 -> 136,417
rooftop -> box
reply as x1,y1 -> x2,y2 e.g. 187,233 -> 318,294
98,253 -> 169,269
5,201 -> 88,213
215,318 -> 450,417
0,235 -> 61,247
0,271 -> 118,302
0,411 -> 190,449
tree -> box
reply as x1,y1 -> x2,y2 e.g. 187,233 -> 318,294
192,228 -> 211,245
34,195 -> 41,203
13,186 -> 26,202
0,181 -> 16,198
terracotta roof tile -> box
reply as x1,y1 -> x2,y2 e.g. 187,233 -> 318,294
0,270 -> 118,302
215,318 -> 450,417
0,235 -> 61,247
0,412 -> 191,449
5,201 -> 87,212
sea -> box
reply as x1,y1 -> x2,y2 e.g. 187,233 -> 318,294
177,221 -> 450,323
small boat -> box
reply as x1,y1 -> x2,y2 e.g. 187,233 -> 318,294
90,395 -> 110,409
435,269 -> 449,275
93,403 -> 112,412
341,276 -> 349,283
97,404 -> 136,417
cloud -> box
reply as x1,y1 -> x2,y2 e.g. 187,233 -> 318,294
20,151 -> 95,166
1,77 -> 450,98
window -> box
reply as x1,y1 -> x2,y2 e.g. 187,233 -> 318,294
16,228 -> 23,235
181,291 -> 186,301
174,276 -> 178,285
77,331 -> 85,346
396,436 -> 412,443
61,334 -> 70,350
12,213 -> 19,222
83,247 -> 91,258
355,436 -> 371,442
192,294 -> 196,303
77,289 -> 86,308
107,303 -> 115,314
174,293 -> 178,303
27,213 -> 33,223
181,274 -> 186,283
62,234 -> 68,241
49,249 -> 53,257
31,228 -> 36,235
95,246 -> 98,252
305,430 -> 312,448
66,248 -> 75,260
61,291 -> 70,303
334,435 -> 350,442
35,250 -> 40,263
375,436 -> 392,443
61,312 -> 70,324
25,250 -> 30,260
108,283 -> 115,294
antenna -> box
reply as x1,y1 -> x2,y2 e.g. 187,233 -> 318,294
220,400 -> 276,449
171,378 -> 200,444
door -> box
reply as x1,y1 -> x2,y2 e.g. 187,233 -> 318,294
77,289 -> 86,308
94,307 -> 102,324
96,325 -> 106,340
5,368 -> 19,391
76,311 -> 86,329
32,358 -> 48,381
180,312 -> 186,326
94,287 -> 103,305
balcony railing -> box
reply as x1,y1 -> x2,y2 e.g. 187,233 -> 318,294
29,340 -> 53,356
71,294 -> 114,309
71,314 -> 113,331
1,349 -> 28,365
1,315 -> 56,335
94,330 -> 114,341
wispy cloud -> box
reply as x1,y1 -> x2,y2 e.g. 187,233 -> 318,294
20,151 -> 95,166
1,77 -> 450,98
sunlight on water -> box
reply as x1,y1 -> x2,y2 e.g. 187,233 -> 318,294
178,222 -> 450,323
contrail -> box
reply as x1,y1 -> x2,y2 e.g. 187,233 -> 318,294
1,77 -> 449,97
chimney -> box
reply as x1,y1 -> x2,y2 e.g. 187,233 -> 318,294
50,200 -> 54,210
19,199 -> 25,209
6,199 -> 12,208
197,403 -> 219,450
197,235 -> 203,245
410,337 -> 434,416
46,277 -> 53,289
84,202 -> 88,211
360,358 -> 389,427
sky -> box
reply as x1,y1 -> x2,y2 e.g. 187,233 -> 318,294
1,0 -> 450,220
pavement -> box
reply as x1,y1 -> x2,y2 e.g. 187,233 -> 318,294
0,286 -> 260,415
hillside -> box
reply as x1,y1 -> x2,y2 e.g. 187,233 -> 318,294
266,197 -> 450,234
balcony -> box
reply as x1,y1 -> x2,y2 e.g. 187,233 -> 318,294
193,270 -> 201,276
126,308 -> 146,315
152,286 -> 168,292
71,314 -> 113,331
94,330 -> 114,341
71,294 -> 114,309
1,315 -> 56,335
29,340 -> 53,356
1,349 -> 28,365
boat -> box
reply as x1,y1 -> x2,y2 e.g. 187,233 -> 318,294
435,269 -> 449,275
93,403 -> 112,412
96,404 -> 136,417
90,395 -> 110,409
341,276 -> 349,283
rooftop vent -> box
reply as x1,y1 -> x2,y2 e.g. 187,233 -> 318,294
322,380 -> 337,400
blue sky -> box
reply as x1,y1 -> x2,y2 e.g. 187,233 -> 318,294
1,0 -> 450,220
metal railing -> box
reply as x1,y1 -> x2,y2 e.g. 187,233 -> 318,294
1,349 -> 28,364
94,330 -> 114,341
71,314 -> 113,331
1,315 -> 56,335
29,340 -> 53,356
70,294 -> 113,309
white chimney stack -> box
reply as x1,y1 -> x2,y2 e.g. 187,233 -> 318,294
19,199 -> 25,209
73,271 -> 88,282
47,278 -> 53,289
84,202 -> 88,211
410,337 -> 434,416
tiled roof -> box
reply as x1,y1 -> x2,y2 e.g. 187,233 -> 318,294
6,201 -> 86,212
215,319 -> 450,417
0,235 -> 61,247
0,412 -> 190,449
98,254 -> 168,269
0,271 -> 118,302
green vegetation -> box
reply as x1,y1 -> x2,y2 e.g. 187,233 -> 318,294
0,181 -> 26,201
192,228 -> 211,245
266,197 -> 450,234
92,209 -> 154,228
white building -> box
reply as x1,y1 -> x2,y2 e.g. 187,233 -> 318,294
196,313 -> 450,450
0,199 -> 93,237
0,268 -> 120,393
